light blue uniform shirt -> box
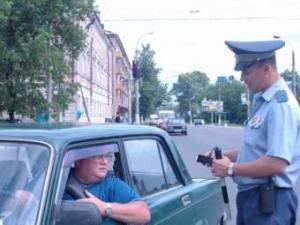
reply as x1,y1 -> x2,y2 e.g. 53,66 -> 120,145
234,79 -> 300,191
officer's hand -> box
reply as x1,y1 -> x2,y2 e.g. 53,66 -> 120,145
211,156 -> 231,178
205,148 -> 216,158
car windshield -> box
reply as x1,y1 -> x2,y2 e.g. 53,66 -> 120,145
0,141 -> 50,225
168,119 -> 185,125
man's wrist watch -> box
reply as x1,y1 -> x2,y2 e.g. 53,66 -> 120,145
105,202 -> 112,217
227,162 -> 235,176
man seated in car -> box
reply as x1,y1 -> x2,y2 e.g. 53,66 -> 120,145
63,149 -> 151,225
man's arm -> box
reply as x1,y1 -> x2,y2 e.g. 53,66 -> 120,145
104,201 -> 150,224
223,149 -> 239,162
79,191 -> 151,225
231,156 -> 288,177
212,155 -> 288,178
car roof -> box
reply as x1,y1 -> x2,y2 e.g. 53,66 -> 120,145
0,123 -> 167,150
0,123 -> 190,182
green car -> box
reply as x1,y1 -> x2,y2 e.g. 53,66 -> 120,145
0,124 -> 226,225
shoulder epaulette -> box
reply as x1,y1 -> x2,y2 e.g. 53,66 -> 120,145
276,90 -> 288,103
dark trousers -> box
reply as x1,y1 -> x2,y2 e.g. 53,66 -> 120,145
236,187 -> 298,225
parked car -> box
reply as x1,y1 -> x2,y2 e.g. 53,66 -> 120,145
194,119 -> 205,125
166,118 -> 188,135
149,118 -> 159,127
148,114 -> 159,127
0,124 -> 226,225
0,118 -> 22,123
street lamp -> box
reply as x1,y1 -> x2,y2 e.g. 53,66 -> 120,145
273,35 -> 296,98
133,31 -> 154,124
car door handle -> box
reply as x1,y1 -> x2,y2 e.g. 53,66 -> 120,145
181,194 -> 192,206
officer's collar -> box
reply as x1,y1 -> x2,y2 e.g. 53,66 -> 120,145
261,78 -> 284,102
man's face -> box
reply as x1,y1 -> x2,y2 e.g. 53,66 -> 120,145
240,63 -> 266,92
76,153 -> 113,183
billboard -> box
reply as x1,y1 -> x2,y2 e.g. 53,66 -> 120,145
201,98 -> 223,112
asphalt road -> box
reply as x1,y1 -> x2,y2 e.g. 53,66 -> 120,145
171,124 -> 300,225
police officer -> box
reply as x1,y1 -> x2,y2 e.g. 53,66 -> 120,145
211,39 -> 300,225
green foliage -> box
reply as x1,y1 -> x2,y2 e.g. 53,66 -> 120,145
0,0 -> 94,121
218,81 -> 247,124
198,81 -> 248,124
171,71 -> 209,118
171,73 -> 248,124
137,44 -> 170,119
0,1 -> 11,23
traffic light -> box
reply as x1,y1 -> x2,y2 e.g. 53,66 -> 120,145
228,75 -> 235,81
132,60 -> 139,79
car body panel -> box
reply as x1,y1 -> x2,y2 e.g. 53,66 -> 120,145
147,179 -> 224,225
0,124 -> 225,225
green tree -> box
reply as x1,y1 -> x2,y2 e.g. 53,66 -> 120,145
0,0 -> 94,121
136,44 -> 170,120
171,71 -> 209,121
203,80 -> 247,124
219,81 -> 247,124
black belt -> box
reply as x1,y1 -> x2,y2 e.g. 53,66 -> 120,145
243,185 -> 293,192
274,186 -> 292,190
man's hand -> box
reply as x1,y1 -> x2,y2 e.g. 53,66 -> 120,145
78,190 -> 151,224
211,156 -> 231,178
77,190 -> 106,216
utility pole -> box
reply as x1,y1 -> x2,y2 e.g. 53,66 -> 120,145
127,70 -> 132,124
189,96 -> 195,124
189,99 -> 192,124
46,0 -> 53,122
217,76 -> 226,126
218,84 -> 221,126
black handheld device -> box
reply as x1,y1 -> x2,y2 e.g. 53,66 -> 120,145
259,180 -> 275,213
212,146 -> 232,220
196,154 -> 212,167
214,146 -> 222,159
196,146 -> 222,166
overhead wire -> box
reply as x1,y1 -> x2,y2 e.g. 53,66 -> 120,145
102,16 -> 300,22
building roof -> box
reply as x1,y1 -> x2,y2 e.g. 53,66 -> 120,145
105,31 -> 131,66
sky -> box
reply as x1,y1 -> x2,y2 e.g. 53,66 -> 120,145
97,0 -> 300,88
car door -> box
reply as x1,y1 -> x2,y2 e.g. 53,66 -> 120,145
122,137 -> 198,225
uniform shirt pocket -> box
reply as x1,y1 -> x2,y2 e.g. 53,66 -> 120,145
244,122 -> 262,147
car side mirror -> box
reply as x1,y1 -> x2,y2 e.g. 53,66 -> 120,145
54,201 -> 102,225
